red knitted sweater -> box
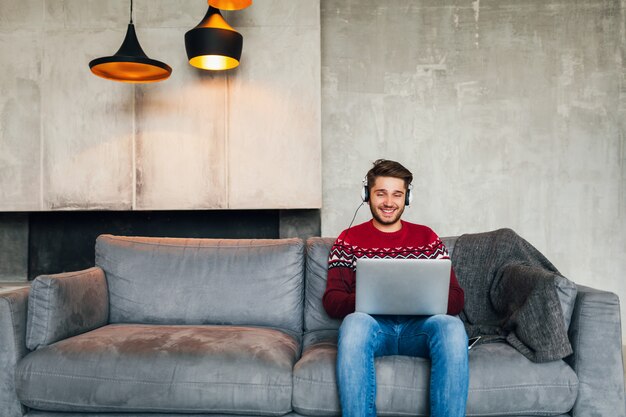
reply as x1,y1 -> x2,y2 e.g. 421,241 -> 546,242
322,220 -> 464,319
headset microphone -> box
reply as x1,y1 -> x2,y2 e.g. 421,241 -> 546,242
336,201 -> 364,292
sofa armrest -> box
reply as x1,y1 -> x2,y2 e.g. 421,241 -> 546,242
0,288 -> 29,417
566,284 -> 626,417
27,267 -> 109,350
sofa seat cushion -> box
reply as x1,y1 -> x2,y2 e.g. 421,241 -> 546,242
293,337 -> 578,416
23,414 -> 574,417
24,414 -> 311,417
24,414 -> 310,417
16,324 -> 299,415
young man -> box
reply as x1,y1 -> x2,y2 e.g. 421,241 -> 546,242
323,159 -> 469,417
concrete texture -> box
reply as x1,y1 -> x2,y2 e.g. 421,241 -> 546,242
228,23 -> 322,208
321,0 -> 626,336
0,0 -> 624,340
0,30 -> 41,211
42,28 -> 134,210
0,213 -> 28,282
279,209 -> 321,240
0,0 -> 322,211
0,0 -> 42,29
226,1 -> 321,209
134,28 -> 228,210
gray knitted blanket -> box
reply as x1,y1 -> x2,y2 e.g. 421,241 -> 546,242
451,228 -> 574,363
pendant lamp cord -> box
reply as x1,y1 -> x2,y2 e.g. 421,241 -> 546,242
129,0 -> 134,24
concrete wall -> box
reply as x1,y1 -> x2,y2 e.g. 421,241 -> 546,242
0,0 -> 321,210
321,0 -> 626,335
1,0 -> 625,336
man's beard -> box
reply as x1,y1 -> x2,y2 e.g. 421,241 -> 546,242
369,203 -> 405,227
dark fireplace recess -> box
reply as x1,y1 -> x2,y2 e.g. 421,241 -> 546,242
20,210 -> 319,281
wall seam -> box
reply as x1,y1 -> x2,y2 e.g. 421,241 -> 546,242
132,85 -> 137,210
225,74 -> 230,209
39,0 -> 46,211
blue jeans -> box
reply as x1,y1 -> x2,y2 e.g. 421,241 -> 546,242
337,312 -> 469,417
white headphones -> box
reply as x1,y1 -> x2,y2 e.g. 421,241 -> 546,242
361,177 -> 413,206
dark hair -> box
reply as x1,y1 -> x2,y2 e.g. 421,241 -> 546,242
366,159 -> 413,191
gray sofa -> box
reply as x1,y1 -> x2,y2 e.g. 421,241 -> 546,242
0,234 -> 624,417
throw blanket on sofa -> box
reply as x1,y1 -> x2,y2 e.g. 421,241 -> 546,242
451,228 -> 574,363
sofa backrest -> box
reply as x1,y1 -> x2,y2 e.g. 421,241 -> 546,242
96,235 -> 305,336
303,236 -> 459,332
304,237 -> 341,332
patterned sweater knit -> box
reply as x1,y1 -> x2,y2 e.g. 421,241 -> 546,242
323,219 -> 464,319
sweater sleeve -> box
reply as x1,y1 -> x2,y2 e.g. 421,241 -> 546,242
322,266 -> 356,319
322,238 -> 356,319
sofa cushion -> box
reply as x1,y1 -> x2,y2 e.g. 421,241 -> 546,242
16,324 -> 298,415
23,413 -> 573,417
24,414 -> 309,417
96,236 -> 304,336
293,336 -> 578,416
26,267 -> 109,350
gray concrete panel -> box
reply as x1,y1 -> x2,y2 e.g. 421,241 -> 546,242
1,0 -> 322,211
321,0 -> 626,336
135,0 -> 206,29
227,0 -> 319,28
42,28 -> 134,210
0,0 -> 42,29
44,0 -> 128,30
0,31 -> 41,211
228,23 -> 322,208
135,27 -> 228,210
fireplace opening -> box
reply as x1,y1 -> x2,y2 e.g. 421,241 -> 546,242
0,210 -> 320,281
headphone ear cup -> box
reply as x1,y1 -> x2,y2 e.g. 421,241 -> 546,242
405,184 -> 413,206
361,177 -> 369,202
361,185 -> 369,202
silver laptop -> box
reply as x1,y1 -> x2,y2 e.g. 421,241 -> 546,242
355,258 -> 451,315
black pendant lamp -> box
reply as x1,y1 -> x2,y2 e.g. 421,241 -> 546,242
185,5 -> 244,71
89,0 -> 172,83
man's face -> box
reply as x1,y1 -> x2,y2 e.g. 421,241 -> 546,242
368,176 -> 407,232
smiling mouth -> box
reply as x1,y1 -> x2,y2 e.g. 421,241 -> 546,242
380,207 -> 396,215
